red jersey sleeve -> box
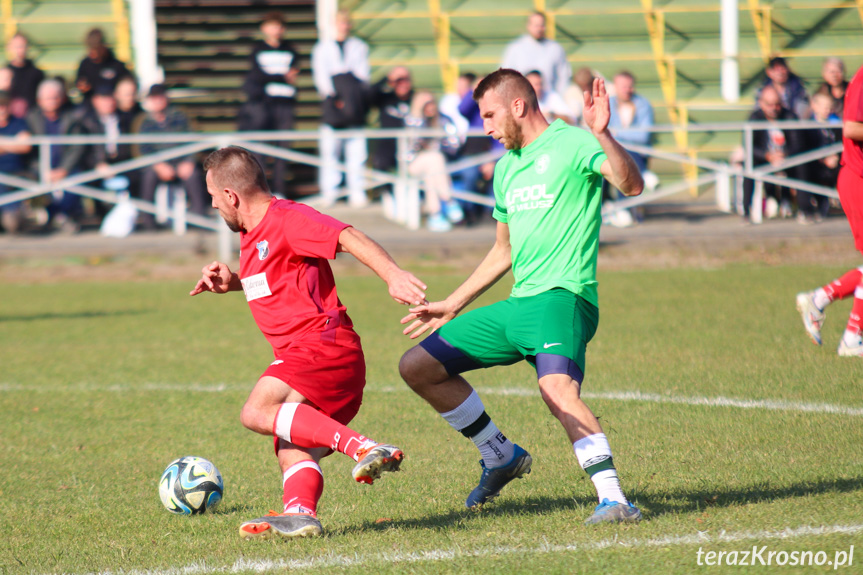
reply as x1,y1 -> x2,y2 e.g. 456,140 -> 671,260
845,66 -> 863,123
855,83 -> 863,123
280,202 -> 350,259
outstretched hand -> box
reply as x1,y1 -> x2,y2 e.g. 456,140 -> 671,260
189,261 -> 235,296
387,269 -> 428,306
582,77 -> 611,135
400,300 -> 457,339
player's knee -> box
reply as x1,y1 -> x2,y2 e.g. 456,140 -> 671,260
399,345 -> 442,390
538,374 -> 582,406
239,401 -> 268,434
239,402 -> 255,431
398,347 -> 422,388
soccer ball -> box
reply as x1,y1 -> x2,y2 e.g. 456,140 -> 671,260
159,456 -> 224,515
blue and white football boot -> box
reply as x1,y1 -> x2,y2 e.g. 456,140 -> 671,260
465,444 -> 532,509
584,498 -> 643,525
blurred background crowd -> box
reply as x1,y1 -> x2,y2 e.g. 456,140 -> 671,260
0,4 -> 858,235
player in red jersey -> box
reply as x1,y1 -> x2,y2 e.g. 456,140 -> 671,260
190,146 -> 428,539
797,63 -> 863,357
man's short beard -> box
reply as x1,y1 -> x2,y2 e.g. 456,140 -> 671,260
222,214 -> 242,233
503,114 -> 523,150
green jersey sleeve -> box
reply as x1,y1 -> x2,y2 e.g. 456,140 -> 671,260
569,129 -> 607,176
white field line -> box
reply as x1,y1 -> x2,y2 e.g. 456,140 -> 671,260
387,386 -> 863,417
484,387 -> 863,418
79,522 -> 863,575
3,382 -> 863,417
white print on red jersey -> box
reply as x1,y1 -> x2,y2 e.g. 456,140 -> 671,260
241,272 -> 272,302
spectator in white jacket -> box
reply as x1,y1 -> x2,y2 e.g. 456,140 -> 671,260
312,9 -> 370,207
501,12 -> 570,98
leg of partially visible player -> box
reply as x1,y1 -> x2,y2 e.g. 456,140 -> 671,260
796,267 -> 863,346
799,167 -> 863,354
836,170 -> 863,357
838,278 -> 863,356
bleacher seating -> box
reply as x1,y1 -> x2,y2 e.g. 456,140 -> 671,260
155,0 -> 318,133
154,0 -> 318,194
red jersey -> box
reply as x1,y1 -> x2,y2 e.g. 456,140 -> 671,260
239,198 -> 356,357
841,65 -> 863,178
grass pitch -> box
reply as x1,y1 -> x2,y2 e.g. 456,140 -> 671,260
1,263 -> 861,574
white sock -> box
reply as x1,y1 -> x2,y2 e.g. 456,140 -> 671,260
574,433 -> 627,504
590,469 -> 627,504
843,329 -> 862,346
441,390 -> 515,468
440,390 -> 485,429
471,420 -> 515,467
813,288 -> 831,310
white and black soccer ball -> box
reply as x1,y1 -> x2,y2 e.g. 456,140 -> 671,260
158,456 -> 224,515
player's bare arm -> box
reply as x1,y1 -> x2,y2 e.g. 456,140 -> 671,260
189,261 -> 242,295
843,119 -> 863,141
401,222 -> 512,339
336,226 -> 428,306
583,77 -> 644,197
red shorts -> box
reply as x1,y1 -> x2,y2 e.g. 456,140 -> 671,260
838,167 -> 863,253
261,328 -> 366,427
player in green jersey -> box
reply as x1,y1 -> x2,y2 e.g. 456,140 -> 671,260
399,68 -> 644,524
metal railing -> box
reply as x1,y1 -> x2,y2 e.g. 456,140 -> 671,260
0,119 -> 844,259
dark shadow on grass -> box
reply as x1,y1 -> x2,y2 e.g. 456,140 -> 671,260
328,477 -> 863,534
633,476 -> 863,519
329,495 -> 598,537
0,309 -> 149,322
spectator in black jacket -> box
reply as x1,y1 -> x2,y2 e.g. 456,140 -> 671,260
755,57 -> 810,121
743,85 -> 806,221
135,84 -> 206,229
26,78 -> 86,232
239,11 -> 299,196
75,28 -> 131,104
114,75 -> 143,133
80,85 -> 130,169
368,66 -> 414,173
5,33 -> 44,117
798,92 -> 843,224
79,84 -> 136,211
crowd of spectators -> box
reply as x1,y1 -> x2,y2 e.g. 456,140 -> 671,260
0,9 -> 854,235
740,56 -> 849,225
0,27 -> 208,235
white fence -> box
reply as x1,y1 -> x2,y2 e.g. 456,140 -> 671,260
0,120 -> 843,260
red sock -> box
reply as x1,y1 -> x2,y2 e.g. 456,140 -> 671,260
274,403 -> 371,460
847,286 -> 863,334
823,268 -> 863,301
282,460 -> 324,516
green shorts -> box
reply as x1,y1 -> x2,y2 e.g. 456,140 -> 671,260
420,288 -> 599,381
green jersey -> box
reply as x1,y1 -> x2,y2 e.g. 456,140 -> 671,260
492,119 -> 607,307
